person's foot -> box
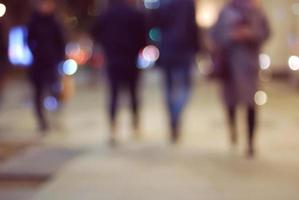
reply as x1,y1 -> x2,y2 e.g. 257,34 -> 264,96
230,131 -> 237,146
246,147 -> 255,159
170,128 -> 180,144
108,136 -> 117,147
38,122 -> 49,135
109,124 -> 117,147
132,128 -> 142,141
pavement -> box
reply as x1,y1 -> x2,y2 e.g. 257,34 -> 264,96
0,71 -> 299,200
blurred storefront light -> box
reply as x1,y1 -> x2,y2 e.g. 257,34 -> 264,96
8,26 -> 33,67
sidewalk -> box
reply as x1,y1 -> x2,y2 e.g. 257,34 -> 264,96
30,142 -> 299,200
1,76 -> 299,200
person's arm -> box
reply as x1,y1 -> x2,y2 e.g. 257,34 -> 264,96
137,12 -> 147,50
27,20 -> 36,52
254,12 -> 271,45
91,14 -> 105,45
211,6 -> 235,48
189,0 -> 201,54
231,11 -> 270,45
54,21 -> 66,62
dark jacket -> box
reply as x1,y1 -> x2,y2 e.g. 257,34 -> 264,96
153,0 -> 200,67
92,2 -> 147,69
27,12 -> 65,81
0,22 -> 7,77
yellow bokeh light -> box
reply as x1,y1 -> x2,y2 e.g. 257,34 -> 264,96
196,2 -> 218,28
255,90 -> 268,106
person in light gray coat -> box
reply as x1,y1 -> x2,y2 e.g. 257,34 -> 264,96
210,0 -> 270,157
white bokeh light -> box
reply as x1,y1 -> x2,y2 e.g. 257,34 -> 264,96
288,56 -> 299,71
63,59 -> 78,75
259,54 -> 271,70
144,0 -> 160,9
0,3 -> 6,18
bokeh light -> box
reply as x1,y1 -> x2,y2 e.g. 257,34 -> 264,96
144,0 -> 160,9
142,45 -> 160,62
288,55 -> 299,71
65,37 -> 93,65
292,2 -> 299,15
255,90 -> 268,106
44,96 -> 58,111
196,2 -> 218,28
149,28 -> 162,42
259,54 -> 271,70
8,26 -> 33,67
62,59 -> 78,75
0,3 -> 6,18
137,45 -> 160,69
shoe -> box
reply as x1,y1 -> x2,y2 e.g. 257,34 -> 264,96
109,136 -> 117,147
170,128 -> 180,144
246,147 -> 255,159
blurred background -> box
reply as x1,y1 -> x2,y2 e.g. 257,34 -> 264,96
0,0 -> 298,200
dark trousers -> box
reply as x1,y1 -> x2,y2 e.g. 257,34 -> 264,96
31,77 -> 61,130
163,66 -> 192,133
107,68 -> 140,127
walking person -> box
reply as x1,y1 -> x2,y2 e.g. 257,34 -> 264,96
27,0 -> 65,132
152,0 -> 200,143
92,0 -> 147,145
210,0 -> 270,157
0,21 -> 8,107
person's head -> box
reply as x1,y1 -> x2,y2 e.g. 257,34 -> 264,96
36,0 -> 56,15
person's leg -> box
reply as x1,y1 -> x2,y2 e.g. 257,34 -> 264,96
48,76 -> 64,130
128,73 -> 140,135
107,72 -> 120,145
227,105 -> 237,145
49,77 -> 62,110
222,79 -> 238,146
247,105 -> 256,157
166,67 -> 192,143
163,68 -> 177,142
32,80 -> 48,132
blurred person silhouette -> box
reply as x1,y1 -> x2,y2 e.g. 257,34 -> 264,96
92,0 -> 146,145
152,0 -> 200,143
27,0 -> 65,132
210,0 -> 270,157
0,21 -> 8,107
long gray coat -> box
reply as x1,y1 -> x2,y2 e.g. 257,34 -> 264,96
212,3 -> 270,107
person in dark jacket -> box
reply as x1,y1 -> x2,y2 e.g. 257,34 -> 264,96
0,21 -> 8,107
152,0 -> 200,143
27,0 -> 65,132
92,0 -> 147,144
210,0 -> 270,157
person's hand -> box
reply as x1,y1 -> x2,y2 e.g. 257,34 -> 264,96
231,26 -> 254,41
